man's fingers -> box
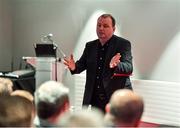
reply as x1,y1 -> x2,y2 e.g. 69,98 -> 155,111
110,53 -> 121,68
63,60 -> 68,66
63,57 -> 68,62
115,53 -> 121,59
116,53 -> 120,56
70,54 -> 74,60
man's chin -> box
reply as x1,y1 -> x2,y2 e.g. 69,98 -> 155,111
99,36 -> 106,40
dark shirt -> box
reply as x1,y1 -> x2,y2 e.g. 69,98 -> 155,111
91,40 -> 111,112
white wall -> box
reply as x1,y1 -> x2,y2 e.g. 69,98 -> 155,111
132,79 -> 180,126
0,0 -> 12,72
1,0 -> 180,82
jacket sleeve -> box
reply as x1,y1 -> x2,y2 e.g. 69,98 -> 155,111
114,40 -> 133,74
71,43 -> 88,74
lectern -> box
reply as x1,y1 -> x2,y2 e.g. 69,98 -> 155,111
33,43 -> 63,89
35,57 -> 56,89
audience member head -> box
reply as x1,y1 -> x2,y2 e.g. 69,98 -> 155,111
0,95 -> 34,127
59,107 -> 105,127
0,77 -> 13,95
11,90 -> 34,102
11,90 -> 36,122
105,89 -> 144,127
35,80 -> 69,125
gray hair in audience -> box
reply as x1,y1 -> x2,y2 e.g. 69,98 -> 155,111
35,81 -> 69,119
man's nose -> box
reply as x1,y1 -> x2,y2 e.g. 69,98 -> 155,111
99,26 -> 104,30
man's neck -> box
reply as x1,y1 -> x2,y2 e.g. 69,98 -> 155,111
99,35 -> 113,46
100,40 -> 107,46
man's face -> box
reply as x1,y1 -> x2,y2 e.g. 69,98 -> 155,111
96,17 -> 115,43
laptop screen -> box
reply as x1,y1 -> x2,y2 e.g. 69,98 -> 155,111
34,43 -> 57,57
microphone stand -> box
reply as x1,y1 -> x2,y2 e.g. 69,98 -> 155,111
53,42 -> 66,81
45,34 -> 66,82
54,43 -> 58,82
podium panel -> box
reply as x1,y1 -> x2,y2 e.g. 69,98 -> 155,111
36,57 -> 55,89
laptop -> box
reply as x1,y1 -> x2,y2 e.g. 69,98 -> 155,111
34,43 -> 57,57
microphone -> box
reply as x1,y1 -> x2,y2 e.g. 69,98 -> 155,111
45,33 -> 53,39
46,33 -> 53,43
41,33 -> 53,43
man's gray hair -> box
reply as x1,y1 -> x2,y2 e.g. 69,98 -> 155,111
35,81 -> 69,119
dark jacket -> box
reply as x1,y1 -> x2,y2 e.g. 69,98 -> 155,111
71,35 -> 133,105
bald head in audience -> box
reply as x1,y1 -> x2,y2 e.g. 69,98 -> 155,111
11,90 -> 34,102
105,89 -> 144,127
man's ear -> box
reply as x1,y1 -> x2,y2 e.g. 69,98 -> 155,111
105,103 -> 110,113
64,101 -> 70,112
113,26 -> 115,32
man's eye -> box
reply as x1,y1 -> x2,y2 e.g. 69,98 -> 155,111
103,24 -> 110,28
98,24 -> 101,27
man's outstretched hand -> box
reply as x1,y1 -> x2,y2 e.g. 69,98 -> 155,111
63,54 -> 76,71
109,53 -> 121,68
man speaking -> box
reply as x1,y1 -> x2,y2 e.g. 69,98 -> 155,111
64,14 -> 133,112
